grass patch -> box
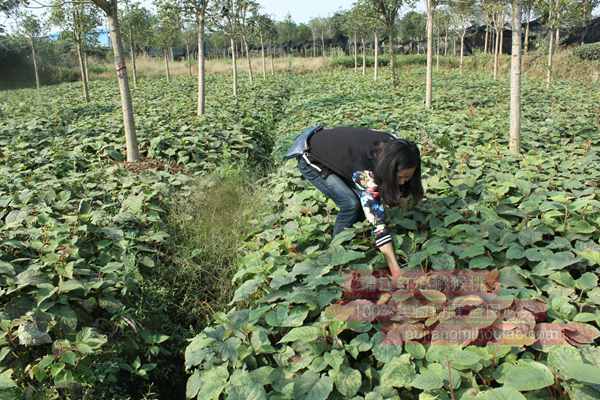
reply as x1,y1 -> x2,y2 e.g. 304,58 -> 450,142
132,165 -> 268,398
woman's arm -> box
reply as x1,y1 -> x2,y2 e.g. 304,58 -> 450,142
352,171 -> 402,281
379,242 -> 402,281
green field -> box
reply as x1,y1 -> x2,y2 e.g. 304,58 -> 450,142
1,68 -> 600,399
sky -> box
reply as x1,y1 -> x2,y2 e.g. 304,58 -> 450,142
2,0 -> 425,33
256,0 -> 355,23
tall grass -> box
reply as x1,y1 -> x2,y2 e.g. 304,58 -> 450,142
132,166 -> 268,398
89,54 -> 330,79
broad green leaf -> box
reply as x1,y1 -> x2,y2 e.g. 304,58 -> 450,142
305,375 -> 333,400
197,365 -> 229,400
279,326 -> 321,343
17,321 -> 51,346
0,369 -> 17,389
265,304 -> 308,327
251,328 -> 275,354
475,387 -> 527,400
231,277 -> 263,304
227,370 -> 267,400
331,366 -> 361,398
575,272 -> 598,291
380,357 -> 416,389
496,360 -> 554,391
186,370 -> 203,399
404,341 -> 426,359
411,368 -> 444,391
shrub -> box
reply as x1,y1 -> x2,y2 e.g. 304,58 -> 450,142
331,54 -> 456,69
573,43 -> 600,61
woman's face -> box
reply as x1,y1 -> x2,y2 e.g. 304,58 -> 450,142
397,167 -> 416,186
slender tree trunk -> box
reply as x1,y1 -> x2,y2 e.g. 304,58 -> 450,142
362,37 -> 366,76
197,8 -> 206,116
321,31 -> 325,57
499,22 -> 504,55
270,42 -> 275,75
425,0 -> 433,108
374,31 -> 379,81
459,31 -> 465,74
484,25 -> 489,54
129,34 -> 137,88
510,0 -> 522,154
75,38 -> 90,102
260,31 -> 266,78
243,35 -> 253,82
546,29 -> 554,87
493,27 -> 500,79
185,40 -> 191,77
170,47 -> 174,62
453,36 -> 457,57
444,29 -> 448,56
83,50 -> 89,85
107,9 -> 139,162
312,33 -> 316,57
524,20 -> 530,54
354,31 -> 358,72
436,31 -> 440,71
389,25 -> 397,85
164,50 -> 171,82
231,37 -> 238,97
555,28 -> 560,49
29,37 -> 40,90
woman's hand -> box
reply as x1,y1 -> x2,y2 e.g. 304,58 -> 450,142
378,242 -> 403,287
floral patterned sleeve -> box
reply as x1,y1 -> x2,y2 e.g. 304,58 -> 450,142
352,170 -> 393,249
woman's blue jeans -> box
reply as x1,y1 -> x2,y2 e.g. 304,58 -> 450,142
297,156 -> 365,236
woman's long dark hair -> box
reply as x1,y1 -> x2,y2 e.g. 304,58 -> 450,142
371,139 -> 424,207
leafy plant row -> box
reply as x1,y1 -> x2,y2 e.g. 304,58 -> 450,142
0,75 -> 292,398
185,70 -> 600,399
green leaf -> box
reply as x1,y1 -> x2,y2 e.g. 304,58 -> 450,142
186,370 -> 203,399
345,333 -> 372,359
294,370 -> 320,398
404,341 -> 426,359
331,366 -> 361,398
458,243 -> 485,259
411,367 -> 444,391
496,360 -> 554,391
279,326 -> 321,343
556,361 -> 600,384
549,346 -> 600,384
328,245 -> 364,267
371,332 -> 403,363
185,335 -> 214,370
197,365 -> 229,400
475,387 -> 527,400
304,375 -> 333,400
533,251 -> 579,275
577,248 -> 600,266
227,370 -> 268,400
469,255 -> 494,269
75,327 -> 107,354
251,328 -> 275,354
506,244 -> 525,260
451,348 -> 482,370
576,272 -> 598,291
0,348 -> 11,364
380,356 -> 416,388
430,253 -> 456,270
231,277 -> 263,304
0,260 -> 15,276
0,369 -> 17,389
265,304 -> 308,327
17,321 -> 51,346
